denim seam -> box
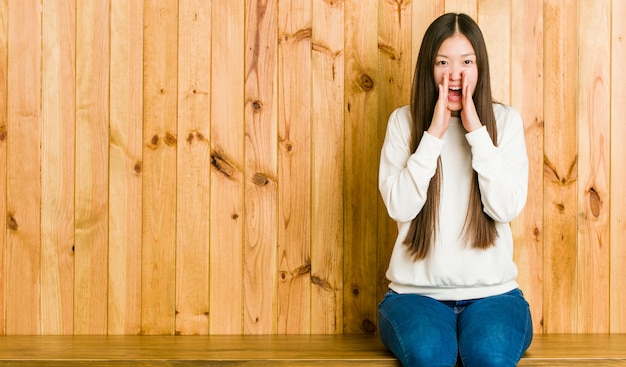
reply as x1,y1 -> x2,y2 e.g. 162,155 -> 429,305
513,302 -> 531,361
379,306 -> 413,366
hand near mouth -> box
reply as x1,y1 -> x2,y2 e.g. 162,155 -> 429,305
460,71 -> 482,132
428,73 -> 452,139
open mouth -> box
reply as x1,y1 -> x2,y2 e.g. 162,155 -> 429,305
449,86 -> 462,97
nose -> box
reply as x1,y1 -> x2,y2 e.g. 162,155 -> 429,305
449,63 -> 462,81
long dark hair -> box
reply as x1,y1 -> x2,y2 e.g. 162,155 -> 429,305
405,13 -> 498,260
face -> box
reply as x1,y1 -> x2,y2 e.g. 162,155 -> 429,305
434,33 -> 478,112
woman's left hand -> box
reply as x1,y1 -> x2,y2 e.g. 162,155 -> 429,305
460,71 -> 482,132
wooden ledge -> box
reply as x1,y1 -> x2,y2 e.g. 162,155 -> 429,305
0,334 -> 625,366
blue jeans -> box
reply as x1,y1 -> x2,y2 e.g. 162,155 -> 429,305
378,288 -> 533,367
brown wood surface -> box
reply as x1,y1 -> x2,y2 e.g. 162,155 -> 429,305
277,0 -> 312,334
310,0 -> 344,334
74,0 -> 110,336
543,0 -> 579,333
0,334 -> 626,366
576,0 -> 611,333
209,0 -> 245,335
510,0 -> 544,334
108,0 -> 143,336
6,0 -> 42,335
41,0 -> 75,336
0,0 -> 625,337
175,0 -> 211,336
610,0 -> 626,334
243,0 -> 279,335
0,0 -> 6,337
141,0 -> 178,335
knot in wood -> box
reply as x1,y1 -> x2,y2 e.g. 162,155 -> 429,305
588,187 -> 601,218
252,172 -> 269,186
252,100 -> 263,112
361,318 -> 376,333
359,74 -> 374,91
165,132 -> 177,146
150,134 -> 160,147
7,215 -> 18,231
133,162 -> 142,174
0,126 -> 6,141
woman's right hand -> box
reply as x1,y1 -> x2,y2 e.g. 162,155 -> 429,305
427,73 -> 451,138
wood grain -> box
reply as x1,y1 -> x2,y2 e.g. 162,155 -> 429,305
41,0 -> 75,336
243,0 -> 278,335
175,0 -> 211,336
478,0 -> 510,104
0,0 -> 625,336
445,0 -> 477,19
542,0 -> 579,333
0,334 -> 625,366
209,0 -> 244,335
610,0 -> 626,334
377,0 -> 413,304
277,0 -> 312,334
510,0 -> 544,334
311,0 -> 344,334
6,0 -> 42,335
0,0 -> 6,337
142,0 -> 178,335
75,0 -> 110,335
108,0 -> 143,335
343,0 -> 379,335
576,0 -> 611,333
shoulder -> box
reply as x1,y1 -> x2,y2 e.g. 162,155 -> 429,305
493,103 -> 524,132
493,103 -> 522,124
386,105 -> 413,138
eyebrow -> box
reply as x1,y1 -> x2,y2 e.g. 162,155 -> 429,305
436,52 -> 476,58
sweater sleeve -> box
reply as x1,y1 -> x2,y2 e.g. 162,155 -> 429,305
465,106 -> 529,222
379,107 -> 445,223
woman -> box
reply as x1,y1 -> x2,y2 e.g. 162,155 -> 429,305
378,13 -> 533,367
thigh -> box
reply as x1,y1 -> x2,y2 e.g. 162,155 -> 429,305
378,290 -> 458,367
457,289 -> 533,367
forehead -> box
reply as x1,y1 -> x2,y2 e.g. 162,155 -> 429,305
436,33 -> 475,57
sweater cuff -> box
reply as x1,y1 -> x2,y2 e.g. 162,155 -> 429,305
465,126 -> 496,157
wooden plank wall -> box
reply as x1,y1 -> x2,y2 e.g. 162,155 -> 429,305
0,0 -> 624,335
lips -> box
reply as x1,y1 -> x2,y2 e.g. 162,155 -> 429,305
449,86 -> 462,97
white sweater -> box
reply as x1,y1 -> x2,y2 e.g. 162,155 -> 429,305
379,104 -> 528,301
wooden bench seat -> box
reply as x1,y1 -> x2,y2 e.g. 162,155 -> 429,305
1,334 -> 625,366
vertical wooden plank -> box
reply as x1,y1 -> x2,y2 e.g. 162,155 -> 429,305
445,0 -> 477,18
411,1 -> 445,68
277,0 -> 312,334
176,0 -> 211,336
0,0 -> 8,336
478,0 -> 510,104
610,0 -> 626,334
142,0 -> 178,335
311,0 -> 344,334
109,0 -> 143,335
209,0 -> 244,335
41,0 -> 75,335
344,0 -> 378,335
243,0 -> 278,335
511,0 -> 544,334
377,0 -> 412,301
576,0 -> 610,333
6,0 -> 41,335
543,0 -> 579,333
75,0 -> 110,335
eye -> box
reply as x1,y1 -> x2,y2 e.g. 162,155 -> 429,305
464,59 -> 474,65
436,60 -> 448,66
